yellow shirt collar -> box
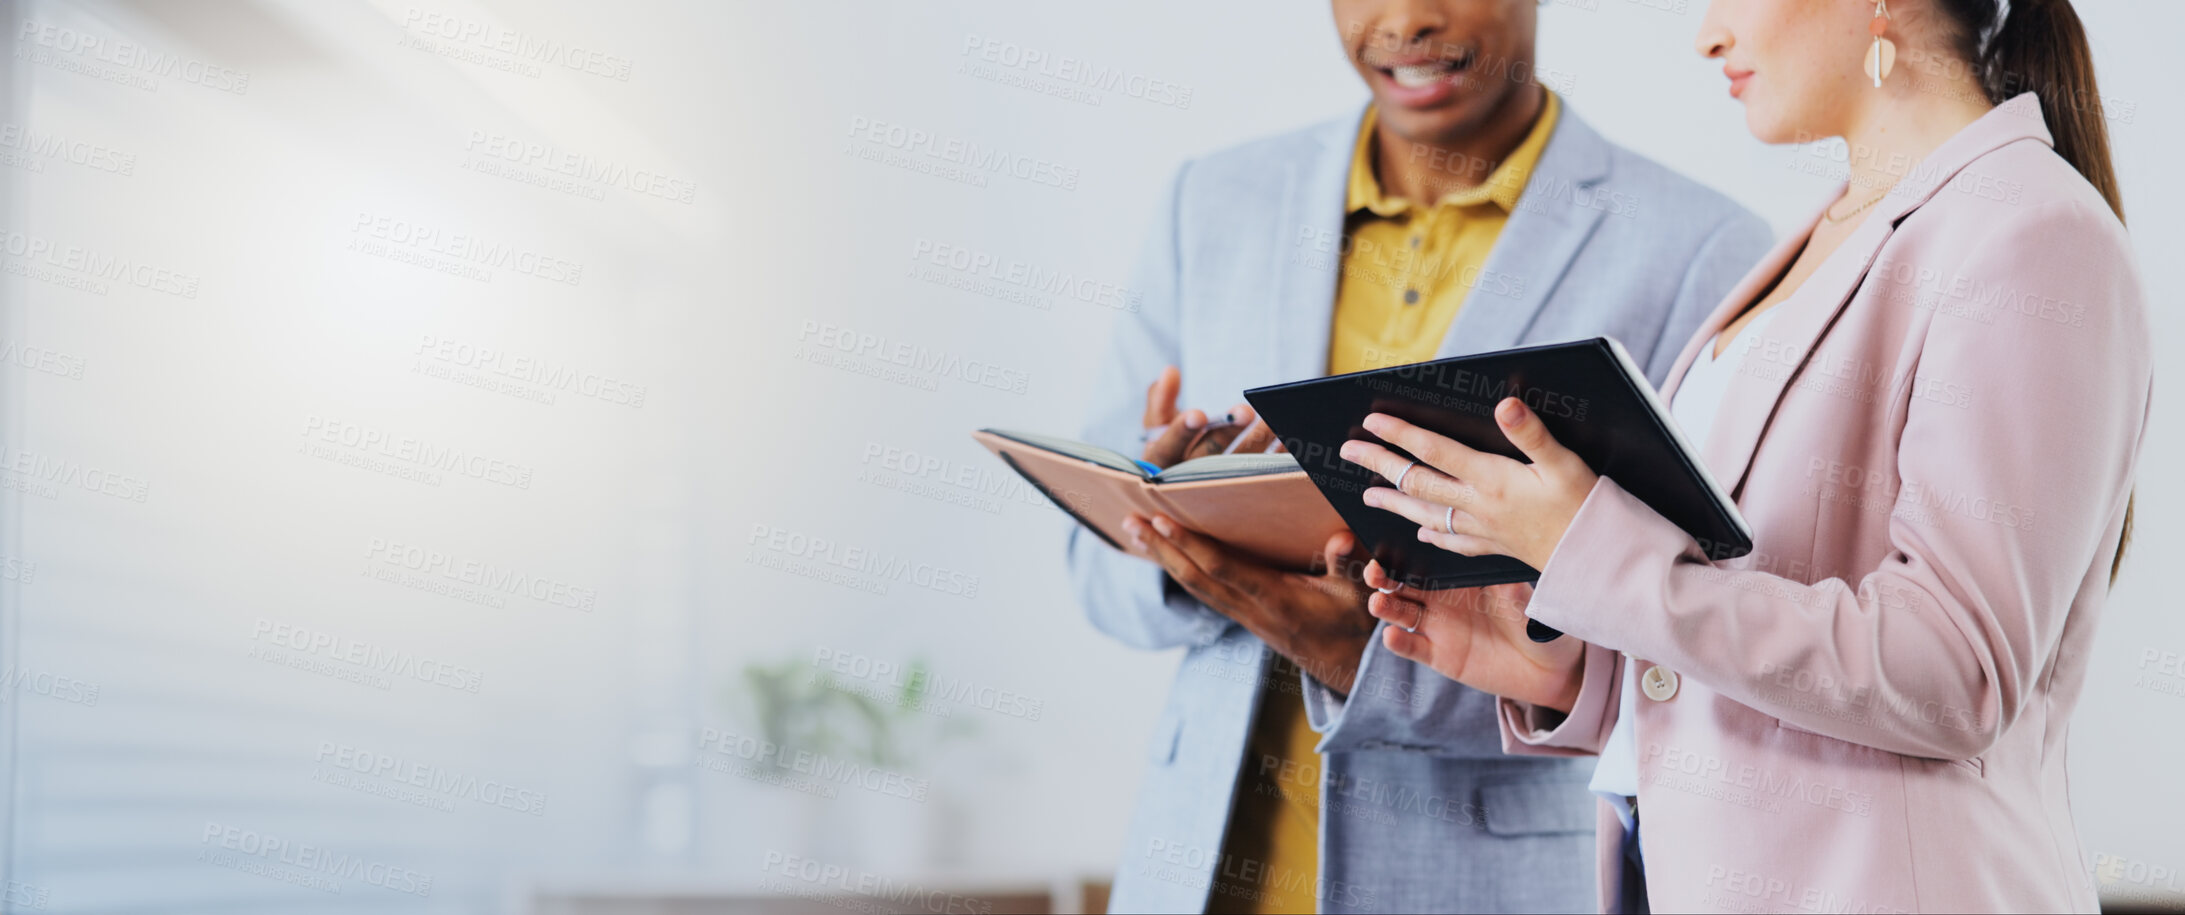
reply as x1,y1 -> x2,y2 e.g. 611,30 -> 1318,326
1347,91 -> 1560,217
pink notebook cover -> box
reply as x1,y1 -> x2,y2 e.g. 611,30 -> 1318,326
973,430 -> 1349,571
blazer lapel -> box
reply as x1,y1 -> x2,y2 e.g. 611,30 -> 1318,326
1434,105 -> 1612,358
1657,207 -> 1818,405
1266,105 -> 1365,385
1698,92 -> 2056,498
1701,210 -> 1893,496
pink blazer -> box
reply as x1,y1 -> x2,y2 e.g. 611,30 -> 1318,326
1498,93 -> 2152,913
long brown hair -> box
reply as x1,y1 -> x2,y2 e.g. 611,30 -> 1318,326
1932,0 -> 2132,582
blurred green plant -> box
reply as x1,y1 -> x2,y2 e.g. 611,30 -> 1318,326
730,656 -> 975,769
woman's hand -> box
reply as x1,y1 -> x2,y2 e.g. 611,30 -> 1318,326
1363,564 -> 1585,712
1337,398 -> 1598,571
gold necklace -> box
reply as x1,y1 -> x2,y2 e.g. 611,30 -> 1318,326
1821,185 -> 1894,225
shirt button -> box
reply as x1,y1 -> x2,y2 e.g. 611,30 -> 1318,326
1403,289 -> 1420,305
1640,666 -> 1679,701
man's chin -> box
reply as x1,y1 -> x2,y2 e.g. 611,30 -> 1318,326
1374,104 -> 1483,147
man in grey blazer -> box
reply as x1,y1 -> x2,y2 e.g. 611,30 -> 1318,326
1070,2 -> 1771,912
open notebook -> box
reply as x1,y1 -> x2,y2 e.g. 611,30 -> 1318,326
971,429 -> 1348,570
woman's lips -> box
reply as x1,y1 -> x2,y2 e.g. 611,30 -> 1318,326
1725,66 -> 1754,99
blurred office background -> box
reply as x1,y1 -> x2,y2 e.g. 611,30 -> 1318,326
0,0 -> 2177,912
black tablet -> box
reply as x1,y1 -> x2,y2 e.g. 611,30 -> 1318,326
1245,337 -> 1751,592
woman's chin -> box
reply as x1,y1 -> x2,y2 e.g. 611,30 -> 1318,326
1744,104 -> 1804,147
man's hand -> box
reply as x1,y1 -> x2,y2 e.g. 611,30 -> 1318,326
1140,366 -> 1285,469
1120,513 -> 1374,695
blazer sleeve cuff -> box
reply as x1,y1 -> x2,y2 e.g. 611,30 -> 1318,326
1498,639 -> 1623,757
1300,621 -> 1391,739
1300,659 -> 1348,735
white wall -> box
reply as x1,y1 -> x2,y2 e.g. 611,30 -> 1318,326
0,0 -> 2175,911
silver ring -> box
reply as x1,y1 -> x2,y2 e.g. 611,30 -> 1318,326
1443,505 -> 1457,535
1403,603 -> 1425,633
1392,460 -> 1418,492
1375,582 -> 1405,595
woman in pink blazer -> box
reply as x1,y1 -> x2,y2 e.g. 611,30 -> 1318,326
1335,0 -> 2146,911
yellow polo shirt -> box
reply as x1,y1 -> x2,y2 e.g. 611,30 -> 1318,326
1207,92 -> 1558,915
1330,92 -> 1559,374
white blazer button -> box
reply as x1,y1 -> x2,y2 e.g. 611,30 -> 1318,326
1641,666 -> 1679,701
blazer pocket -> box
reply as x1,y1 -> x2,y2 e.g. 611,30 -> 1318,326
1146,711 -> 1183,766
1776,718 -> 1983,777
1776,716 -> 1824,737
1478,779 -> 1595,837
1936,755 -> 1984,777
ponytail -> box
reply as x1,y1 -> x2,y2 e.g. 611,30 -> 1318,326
1976,0 -> 2124,221
1936,0 -> 2130,582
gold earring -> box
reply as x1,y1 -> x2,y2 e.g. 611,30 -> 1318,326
1865,0 -> 1895,87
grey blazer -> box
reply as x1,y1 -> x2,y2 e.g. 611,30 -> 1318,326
1071,102 -> 1771,914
